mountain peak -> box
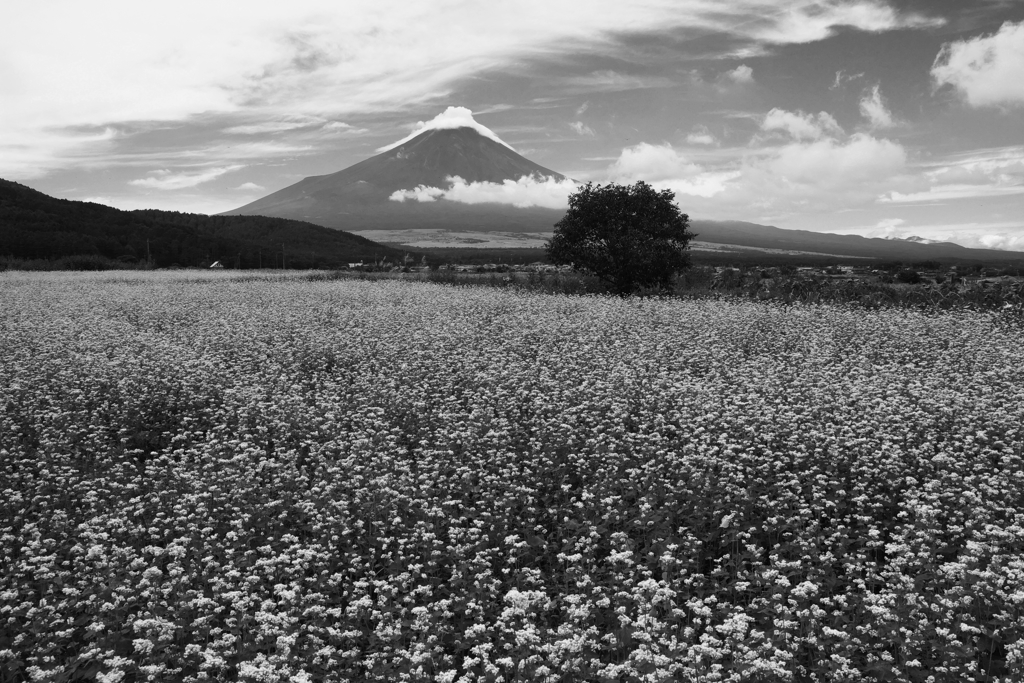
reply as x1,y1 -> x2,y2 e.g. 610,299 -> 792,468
884,234 -> 947,245
222,112 -> 566,231
377,106 -> 514,153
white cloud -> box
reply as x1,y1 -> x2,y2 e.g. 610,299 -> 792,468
932,21 -> 1024,107
75,141 -> 314,171
603,123 -> 909,220
754,1 -> 943,44
235,182 -> 265,191
224,115 -> 325,134
880,145 -> 1024,202
1,0 -> 946,178
717,133 -> 909,217
859,85 -> 895,129
664,172 -> 741,199
605,143 -> 735,198
608,143 -> 701,183
377,106 -> 513,152
446,175 -> 578,208
390,174 -> 577,209
0,127 -> 119,179
831,70 -> 864,89
875,217 -> 906,233
880,184 -> 1024,203
321,121 -> 367,135
129,165 -> 244,190
686,133 -> 717,146
830,220 -> 1024,251
976,233 -> 1024,251
762,108 -> 843,140
563,70 -> 676,94
389,185 -> 447,203
569,121 -> 595,136
685,126 -> 717,146
724,64 -> 754,84
768,134 -> 906,188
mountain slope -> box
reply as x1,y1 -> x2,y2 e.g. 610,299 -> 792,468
224,127 -> 567,232
690,220 -> 1024,262
0,178 -> 409,268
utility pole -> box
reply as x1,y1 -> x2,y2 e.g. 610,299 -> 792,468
282,243 -> 286,270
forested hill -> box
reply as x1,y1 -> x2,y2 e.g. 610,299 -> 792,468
0,178 -> 410,268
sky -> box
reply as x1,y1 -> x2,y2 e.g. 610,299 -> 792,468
3,0 -> 1024,250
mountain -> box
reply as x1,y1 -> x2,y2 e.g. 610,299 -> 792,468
688,220 -> 1024,262
0,178 -> 409,268
884,234 -> 948,245
223,126 -> 567,232
224,122 -> 1023,263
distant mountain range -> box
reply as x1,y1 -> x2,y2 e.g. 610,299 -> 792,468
226,125 -> 1023,263
884,234 -> 947,245
5,123 -> 1022,268
687,220 -> 1023,262
0,178 -> 407,268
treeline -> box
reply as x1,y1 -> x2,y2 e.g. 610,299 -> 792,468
0,179 -> 410,269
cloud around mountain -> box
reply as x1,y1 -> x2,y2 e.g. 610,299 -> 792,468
389,174 -> 578,209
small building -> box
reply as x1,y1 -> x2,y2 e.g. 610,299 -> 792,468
209,261 -> 224,269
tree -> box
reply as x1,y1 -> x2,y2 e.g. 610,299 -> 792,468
546,181 -> 695,294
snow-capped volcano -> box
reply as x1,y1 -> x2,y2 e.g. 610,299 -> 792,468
222,110 -> 570,232
376,106 -> 516,153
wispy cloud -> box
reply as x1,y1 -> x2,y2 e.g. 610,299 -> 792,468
67,141 -> 313,170
320,121 -> 367,135
569,121 -> 595,136
882,145 -> 1024,203
223,115 -> 326,134
750,1 -> 943,44
2,0 -> 949,178
881,185 -> 1024,203
859,85 -> 896,129
831,70 -> 865,89
129,165 -> 245,190
561,70 -> 677,94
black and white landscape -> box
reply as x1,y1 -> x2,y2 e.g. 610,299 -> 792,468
3,3 -> 1024,682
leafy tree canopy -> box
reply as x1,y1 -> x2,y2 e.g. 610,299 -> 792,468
546,181 -> 695,293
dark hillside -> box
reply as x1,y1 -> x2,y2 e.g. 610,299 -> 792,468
0,179 -> 409,268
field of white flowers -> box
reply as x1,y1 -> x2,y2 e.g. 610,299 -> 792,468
2,271 -> 1023,682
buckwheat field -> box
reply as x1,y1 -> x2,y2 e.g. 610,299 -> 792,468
2,271 -> 1023,683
